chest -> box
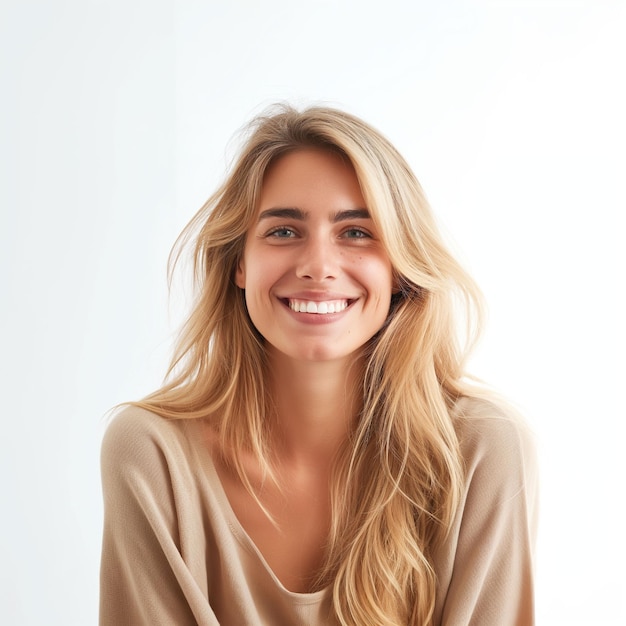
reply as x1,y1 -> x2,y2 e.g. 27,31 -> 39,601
218,466 -> 331,593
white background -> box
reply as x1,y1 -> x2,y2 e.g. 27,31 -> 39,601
2,1 -> 625,624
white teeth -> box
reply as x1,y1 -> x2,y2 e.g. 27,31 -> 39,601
289,299 -> 349,314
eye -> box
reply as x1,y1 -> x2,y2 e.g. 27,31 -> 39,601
266,226 -> 297,238
341,227 -> 371,239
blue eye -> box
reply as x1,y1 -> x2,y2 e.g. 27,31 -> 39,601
342,228 -> 370,239
267,227 -> 296,238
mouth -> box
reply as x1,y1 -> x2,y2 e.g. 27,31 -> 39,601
284,298 -> 352,315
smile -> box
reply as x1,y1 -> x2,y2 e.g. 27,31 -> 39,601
288,299 -> 349,314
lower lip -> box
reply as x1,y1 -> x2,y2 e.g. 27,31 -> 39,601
281,300 -> 353,324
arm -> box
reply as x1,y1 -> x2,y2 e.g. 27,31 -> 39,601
99,409 -> 220,626
437,409 -> 539,626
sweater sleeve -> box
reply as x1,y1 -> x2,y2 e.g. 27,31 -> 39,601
437,408 -> 539,626
99,409 -> 220,626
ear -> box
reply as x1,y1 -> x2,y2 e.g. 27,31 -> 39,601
234,258 -> 245,289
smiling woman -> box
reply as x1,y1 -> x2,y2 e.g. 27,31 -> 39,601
236,148 -> 394,364
99,105 -> 538,625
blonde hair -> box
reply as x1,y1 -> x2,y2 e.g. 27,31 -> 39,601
136,105 -> 485,625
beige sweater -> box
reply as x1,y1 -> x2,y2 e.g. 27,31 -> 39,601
100,399 -> 538,625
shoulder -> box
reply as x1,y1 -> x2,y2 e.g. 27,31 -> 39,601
451,395 -> 538,502
102,405 -> 179,456
101,405 -> 196,482
432,396 -> 539,623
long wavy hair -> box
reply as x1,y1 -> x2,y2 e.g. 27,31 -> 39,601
136,105 -> 485,625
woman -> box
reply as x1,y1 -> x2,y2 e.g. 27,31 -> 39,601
100,105 -> 538,625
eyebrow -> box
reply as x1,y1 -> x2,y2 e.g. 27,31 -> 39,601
258,208 -> 370,222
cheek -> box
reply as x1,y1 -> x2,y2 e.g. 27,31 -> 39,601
238,252 -> 284,308
359,256 -> 394,295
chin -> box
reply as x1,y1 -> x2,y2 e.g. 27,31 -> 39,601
287,344 -> 366,365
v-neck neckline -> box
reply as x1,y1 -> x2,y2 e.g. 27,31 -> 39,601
185,419 -> 331,603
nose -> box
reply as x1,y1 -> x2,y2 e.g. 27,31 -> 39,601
296,236 -> 339,281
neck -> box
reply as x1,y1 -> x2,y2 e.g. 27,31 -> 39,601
267,352 -> 363,468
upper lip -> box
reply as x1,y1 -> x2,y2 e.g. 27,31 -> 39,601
278,291 -> 356,301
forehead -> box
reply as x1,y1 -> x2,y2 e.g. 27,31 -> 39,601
258,148 -> 365,210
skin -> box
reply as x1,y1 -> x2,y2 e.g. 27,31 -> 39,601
220,148 -> 394,592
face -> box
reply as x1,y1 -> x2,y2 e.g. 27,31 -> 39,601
235,148 -> 394,364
